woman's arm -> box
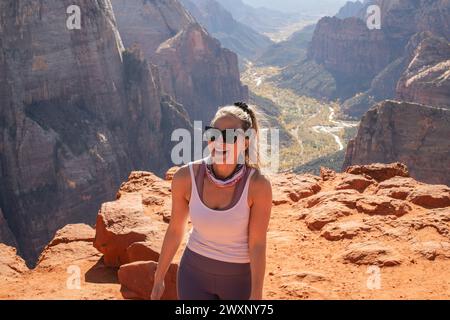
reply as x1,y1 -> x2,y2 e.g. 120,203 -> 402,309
151,166 -> 190,299
248,173 -> 273,300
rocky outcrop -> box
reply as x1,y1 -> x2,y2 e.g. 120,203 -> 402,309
180,0 -> 273,60
93,193 -> 167,267
111,0 -> 248,124
396,33 -> 450,109
1,163 -> 450,299
335,1 -> 365,19
0,0 -> 192,264
343,101 -> 450,186
0,244 -> 28,279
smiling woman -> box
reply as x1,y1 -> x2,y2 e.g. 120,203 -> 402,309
151,102 -> 273,300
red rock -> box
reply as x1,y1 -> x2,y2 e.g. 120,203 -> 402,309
374,176 -> 420,200
339,241 -> 402,267
356,195 -> 411,217
118,261 -> 178,300
412,241 -> 450,260
37,224 -> 101,270
126,241 -> 160,264
321,221 -> 371,241
0,244 -> 29,278
305,189 -> 363,209
345,163 -> 410,182
396,33 -> 450,109
343,101 -> 450,186
165,166 -> 180,181
272,173 -> 321,205
320,167 -> 336,181
406,185 -> 450,209
305,203 -> 354,231
335,173 -> 375,193
93,194 -> 167,267
48,224 -> 95,247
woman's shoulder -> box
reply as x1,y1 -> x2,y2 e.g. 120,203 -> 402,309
172,159 -> 203,182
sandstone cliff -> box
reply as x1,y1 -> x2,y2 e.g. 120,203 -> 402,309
111,0 -> 248,124
343,100 -> 450,186
308,16 -> 393,99
396,33 -> 450,109
1,163 -> 449,299
0,0 -> 191,264
180,0 -> 273,60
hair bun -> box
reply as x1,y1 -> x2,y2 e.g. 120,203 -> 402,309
234,102 -> 250,112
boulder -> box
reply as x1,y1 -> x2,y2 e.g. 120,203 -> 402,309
356,196 -> 411,217
339,241 -> 402,267
48,224 -> 95,247
412,241 -> 450,260
406,185 -> 450,209
126,241 -> 161,264
118,261 -> 178,300
272,173 -> 321,205
321,221 -> 371,241
37,224 -> 101,270
335,173 -> 375,193
305,189 -> 363,209
345,163 -> 410,182
93,194 -> 166,267
305,203 -> 354,231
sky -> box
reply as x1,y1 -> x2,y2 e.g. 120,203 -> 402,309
242,0 -> 350,15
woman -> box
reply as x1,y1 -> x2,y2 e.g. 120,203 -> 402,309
151,102 -> 272,300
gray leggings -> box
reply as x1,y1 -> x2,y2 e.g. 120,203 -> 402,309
177,247 -> 252,300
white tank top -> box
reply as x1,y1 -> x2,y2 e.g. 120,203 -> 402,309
186,161 -> 255,263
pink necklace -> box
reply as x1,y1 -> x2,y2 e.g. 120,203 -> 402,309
204,156 -> 247,188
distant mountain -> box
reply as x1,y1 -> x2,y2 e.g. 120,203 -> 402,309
257,24 -> 316,67
215,0 -> 302,35
242,0 -> 349,15
335,1 -> 365,19
179,0 -> 273,60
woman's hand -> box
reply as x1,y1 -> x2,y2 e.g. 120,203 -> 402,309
150,278 -> 165,300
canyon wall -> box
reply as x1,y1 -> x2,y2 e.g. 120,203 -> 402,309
111,0 -> 248,124
343,100 -> 450,186
0,0 -> 191,264
280,0 -> 450,117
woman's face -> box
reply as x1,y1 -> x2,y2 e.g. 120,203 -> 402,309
208,115 -> 248,165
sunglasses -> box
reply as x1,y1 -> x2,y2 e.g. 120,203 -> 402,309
204,126 -> 249,144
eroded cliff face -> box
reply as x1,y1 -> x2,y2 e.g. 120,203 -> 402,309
308,16 -> 393,99
0,0 -> 191,264
343,100 -> 450,186
303,0 -> 450,116
396,33 -> 450,109
179,0 -> 273,60
111,0 -> 248,124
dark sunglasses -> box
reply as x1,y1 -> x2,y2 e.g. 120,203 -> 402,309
204,126 -> 249,144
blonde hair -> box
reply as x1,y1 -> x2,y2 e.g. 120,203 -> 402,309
211,102 -> 266,171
